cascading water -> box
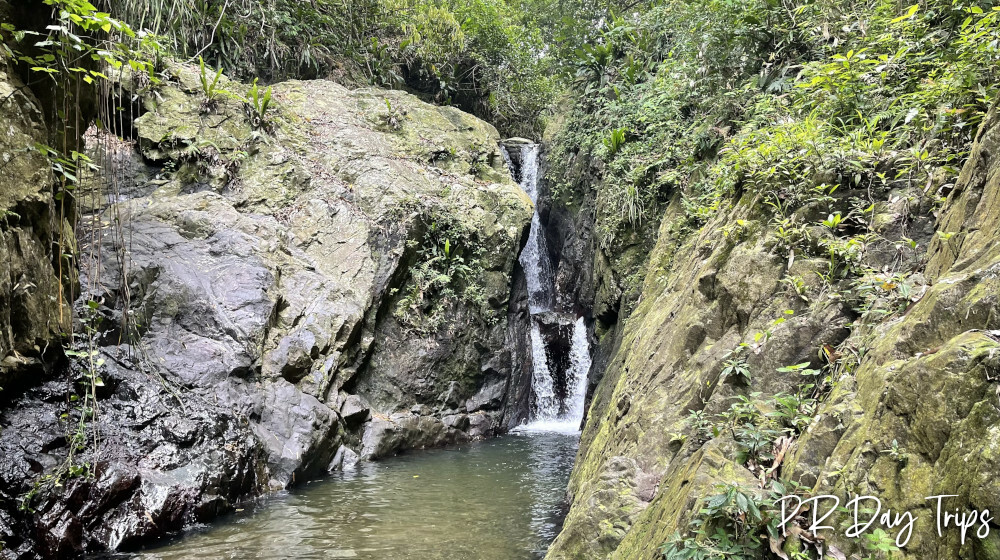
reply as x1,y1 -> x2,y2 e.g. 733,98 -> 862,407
502,141 -> 591,433
504,144 -> 554,313
528,323 -> 558,415
564,317 -> 592,423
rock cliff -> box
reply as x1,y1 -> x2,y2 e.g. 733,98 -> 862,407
0,61 -> 533,557
545,98 -> 1000,559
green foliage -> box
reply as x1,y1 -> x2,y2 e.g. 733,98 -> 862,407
603,127 -> 627,156
685,409 -> 714,442
660,480 -> 796,560
197,55 -> 227,109
393,216 -> 492,333
547,0 -> 1000,261
5,0 -> 152,86
719,357 -> 751,385
849,272 -> 914,320
881,438 -> 909,464
822,212 -> 844,230
109,0 -> 555,135
32,145 -> 99,197
781,274 -> 809,302
380,97 -> 405,131
863,528 -> 902,558
20,301 -> 105,512
244,78 -> 274,130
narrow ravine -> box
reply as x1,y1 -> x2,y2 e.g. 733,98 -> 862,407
116,141 -> 593,560
502,142 -> 592,433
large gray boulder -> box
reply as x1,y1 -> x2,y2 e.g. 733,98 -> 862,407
0,61 -> 533,557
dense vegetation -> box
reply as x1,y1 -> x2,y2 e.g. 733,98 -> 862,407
548,0 -> 1000,278
105,0 -> 563,136
4,0 -> 1000,557
7,0 -> 998,313
539,1 -> 1000,558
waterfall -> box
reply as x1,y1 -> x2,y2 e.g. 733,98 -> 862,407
528,323 -> 558,416
512,144 -> 555,313
502,141 -> 591,434
564,317 -> 592,424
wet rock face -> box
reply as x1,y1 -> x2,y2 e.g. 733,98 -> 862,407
0,370 -> 267,556
534,312 -> 577,413
545,108 -> 1000,559
0,62 -> 70,392
0,62 -> 532,557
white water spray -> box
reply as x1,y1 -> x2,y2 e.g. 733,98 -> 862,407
503,142 -> 592,434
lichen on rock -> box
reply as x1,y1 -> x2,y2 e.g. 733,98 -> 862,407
546,103 -> 1000,560
0,60 -> 533,556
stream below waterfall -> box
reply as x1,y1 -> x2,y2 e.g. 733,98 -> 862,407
116,432 -> 578,560
110,141 -> 592,560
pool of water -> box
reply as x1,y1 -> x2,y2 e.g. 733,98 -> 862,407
126,430 -> 579,560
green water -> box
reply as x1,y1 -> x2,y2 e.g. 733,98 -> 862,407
131,430 -> 578,560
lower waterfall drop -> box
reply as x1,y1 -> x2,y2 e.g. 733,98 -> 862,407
564,316 -> 592,424
502,140 -> 592,433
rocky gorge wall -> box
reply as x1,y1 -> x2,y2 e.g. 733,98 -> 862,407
0,58 -> 536,557
0,18 -> 70,397
544,100 -> 1000,560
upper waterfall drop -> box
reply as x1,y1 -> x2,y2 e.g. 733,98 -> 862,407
506,143 -> 555,313
502,140 -> 592,434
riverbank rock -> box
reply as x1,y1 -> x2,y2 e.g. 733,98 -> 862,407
0,61 -> 532,557
545,105 -> 1000,559
0,60 -> 70,394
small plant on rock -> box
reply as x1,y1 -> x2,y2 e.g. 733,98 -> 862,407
781,274 -> 809,302
603,127 -> 627,156
244,78 -> 273,131
686,409 -> 714,441
881,439 -> 908,464
822,212 -> 845,230
660,482 -> 778,560
198,56 -> 227,113
380,98 -> 404,131
720,356 -> 752,385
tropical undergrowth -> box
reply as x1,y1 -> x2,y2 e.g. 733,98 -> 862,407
541,0 -> 999,557
666,310 -> 905,560
548,0 -> 1000,274
392,214 -> 495,334
107,0 -> 556,136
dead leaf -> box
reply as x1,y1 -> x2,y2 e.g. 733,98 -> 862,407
825,544 -> 847,560
769,533 -> 789,560
768,436 -> 794,476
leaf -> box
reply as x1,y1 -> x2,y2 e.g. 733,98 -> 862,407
891,4 -> 920,23
706,493 -> 727,509
734,492 -> 747,514
769,533 -> 790,560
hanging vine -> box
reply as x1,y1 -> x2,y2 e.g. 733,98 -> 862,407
1,0 -> 158,505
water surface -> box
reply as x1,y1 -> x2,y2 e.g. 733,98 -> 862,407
131,431 -> 578,560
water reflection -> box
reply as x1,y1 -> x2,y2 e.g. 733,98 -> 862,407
125,432 -> 578,560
